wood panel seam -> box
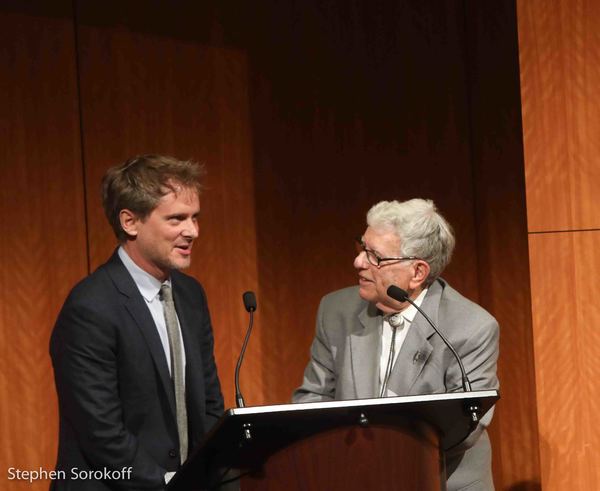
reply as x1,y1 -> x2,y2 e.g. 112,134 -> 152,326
529,228 -> 600,235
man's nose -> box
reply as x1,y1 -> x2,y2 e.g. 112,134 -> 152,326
354,251 -> 368,269
182,219 -> 199,239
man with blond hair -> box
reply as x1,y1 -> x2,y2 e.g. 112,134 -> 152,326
51,155 -> 224,490
294,198 -> 499,490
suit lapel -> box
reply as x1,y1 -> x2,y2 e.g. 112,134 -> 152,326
105,252 -> 177,419
173,275 -> 214,448
386,320 -> 434,395
351,303 -> 381,399
387,280 -> 444,395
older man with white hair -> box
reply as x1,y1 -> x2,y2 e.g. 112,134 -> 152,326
293,198 -> 499,491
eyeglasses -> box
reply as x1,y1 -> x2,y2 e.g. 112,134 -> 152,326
355,237 -> 420,268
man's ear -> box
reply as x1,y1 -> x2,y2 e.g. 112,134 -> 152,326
409,260 -> 431,290
119,209 -> 139,237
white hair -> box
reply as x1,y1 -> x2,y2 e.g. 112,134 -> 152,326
366,199 -> 455,284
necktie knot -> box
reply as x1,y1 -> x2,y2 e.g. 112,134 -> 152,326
160,283 -> 174,303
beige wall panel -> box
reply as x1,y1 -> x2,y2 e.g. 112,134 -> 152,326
528,232 -> 600,490
0,4 -> 87,490
76,11 -> 260,409
518,0 -> 600,232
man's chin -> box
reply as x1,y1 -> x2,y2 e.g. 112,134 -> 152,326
176,261 -> 192,271
358,286 -> 397,312
357,286 -> 377,303
167,257 -> 192,271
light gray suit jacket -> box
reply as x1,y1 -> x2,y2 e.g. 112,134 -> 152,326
293,278 -> 499,491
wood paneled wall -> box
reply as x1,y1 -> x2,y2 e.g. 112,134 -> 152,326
518,0 -> 600,233
0,3 -> 87,490
1,1 -> 540,490
75,1 -> 261,408
527,233 -> 600,489
246,0 -> 482,405
466,2 -> 541,487
518,1 -> 600,489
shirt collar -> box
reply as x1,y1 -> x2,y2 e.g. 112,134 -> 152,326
118,246 -> 170,302
399,287 -> 428,324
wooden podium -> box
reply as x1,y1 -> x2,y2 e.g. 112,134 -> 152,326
168,390 -> 499,491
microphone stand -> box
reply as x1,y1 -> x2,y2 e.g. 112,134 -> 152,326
235,291 -> 257,441
387,285 -> 481,431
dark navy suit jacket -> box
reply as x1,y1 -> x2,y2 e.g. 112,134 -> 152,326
50,251 -> 224,490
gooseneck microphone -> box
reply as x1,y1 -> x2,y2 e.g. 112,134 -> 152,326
235,291 -> 257,409
386,285 -> 481,429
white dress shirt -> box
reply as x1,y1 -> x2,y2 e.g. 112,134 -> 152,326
379,288 -> 428,396
118,246 -> 186,377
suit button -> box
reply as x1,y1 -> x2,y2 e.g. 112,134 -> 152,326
169,449 -> 177,458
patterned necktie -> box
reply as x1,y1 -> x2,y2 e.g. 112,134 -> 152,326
160,283 -> 188,464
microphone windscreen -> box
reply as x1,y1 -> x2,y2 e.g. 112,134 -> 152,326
387,285 -> 409,302
243,291 -> 257,312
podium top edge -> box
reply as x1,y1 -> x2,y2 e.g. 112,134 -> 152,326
227,389 -> 499,416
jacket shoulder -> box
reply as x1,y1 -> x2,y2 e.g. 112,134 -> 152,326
321,285 -> 364,308
64,262 -> 115,306
317,285 -> 370,324
172,269 -> 204,290
438,281 -> 498,327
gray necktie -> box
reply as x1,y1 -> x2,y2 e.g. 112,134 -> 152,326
160,284 -> 188,464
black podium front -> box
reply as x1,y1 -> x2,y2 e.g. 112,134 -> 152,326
168,390 -> 499,491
